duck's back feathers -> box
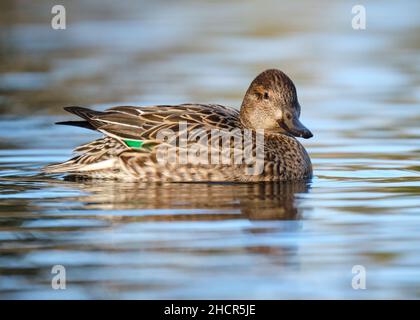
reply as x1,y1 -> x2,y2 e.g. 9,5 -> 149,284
60,104 -> 240,140
43,104 -> 244,178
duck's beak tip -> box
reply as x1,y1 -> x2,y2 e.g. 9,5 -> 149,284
278,117 -> 313,139
301,130 -> 313,139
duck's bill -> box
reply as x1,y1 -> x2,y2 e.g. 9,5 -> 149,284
277,117 -> 313,139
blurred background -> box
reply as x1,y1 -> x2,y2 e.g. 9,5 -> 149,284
1,0 -> 418,115
0,0 -> 419,299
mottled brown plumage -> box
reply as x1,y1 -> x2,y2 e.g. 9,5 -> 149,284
44,69 -> 313,181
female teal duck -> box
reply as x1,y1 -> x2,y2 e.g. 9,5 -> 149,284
44,69 -> 313,182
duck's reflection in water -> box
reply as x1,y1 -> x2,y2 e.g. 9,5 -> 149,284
64,177 -> 311,222
0,176 -> 312,292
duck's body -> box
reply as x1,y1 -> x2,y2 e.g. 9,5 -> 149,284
44,69 -> 313,182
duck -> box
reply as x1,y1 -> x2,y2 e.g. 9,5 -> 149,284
43,69 -> 313,182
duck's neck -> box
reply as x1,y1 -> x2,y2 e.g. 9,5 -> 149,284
239,100 -> 280,133
239,108 -> 252,129
239,98 -> 256,129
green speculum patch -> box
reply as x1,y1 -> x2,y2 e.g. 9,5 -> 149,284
124,139 -> 144,149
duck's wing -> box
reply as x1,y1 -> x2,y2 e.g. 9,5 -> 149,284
44,104 -> 242,175
61,104 -> 241,144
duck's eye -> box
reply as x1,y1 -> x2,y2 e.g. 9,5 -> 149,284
263,92 -> 269,100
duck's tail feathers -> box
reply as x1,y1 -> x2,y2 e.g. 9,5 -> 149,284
42,157 -> 116,174
43,136 -> 128,174
55,120 -> 96,130
61,106 -> 107,129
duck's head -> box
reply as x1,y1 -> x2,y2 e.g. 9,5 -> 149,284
240,69 -> 313,139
